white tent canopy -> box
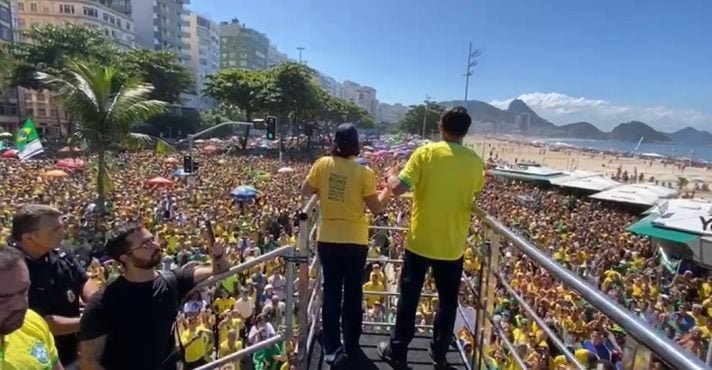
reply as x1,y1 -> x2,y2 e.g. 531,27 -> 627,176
494,163 -> 562,176
555,176 -> 621,192
589,183 -> 678,206
651,199 -> 712,236
548,170 -> 602,185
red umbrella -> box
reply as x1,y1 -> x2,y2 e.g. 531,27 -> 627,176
202,145 -> 220,154
146,176 -> 173,187
56,158 -> 86,170
1,149 -> 17,159
164,157 -> 180,164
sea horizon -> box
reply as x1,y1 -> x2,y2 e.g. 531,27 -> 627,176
534,138 -> 712,163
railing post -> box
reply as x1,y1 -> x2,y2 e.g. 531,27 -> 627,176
297,195 -> 317,362
283,246 -> 296,344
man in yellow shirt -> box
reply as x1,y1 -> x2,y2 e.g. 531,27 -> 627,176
363,272 -> 387,309
0,247 -> 63,370
180,316 -> 212,370
379,107 -> 485,370
219,329 -> 243,370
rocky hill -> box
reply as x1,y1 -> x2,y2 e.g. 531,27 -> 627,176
667,127 -> 712,145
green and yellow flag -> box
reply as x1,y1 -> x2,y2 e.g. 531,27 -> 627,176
15,118 -> 44,160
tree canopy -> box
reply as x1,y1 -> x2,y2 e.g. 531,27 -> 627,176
10,24 -> 192,104
398,103 -> 444,136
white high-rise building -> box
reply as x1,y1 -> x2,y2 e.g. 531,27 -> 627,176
267,43 -> 289,67
182,11 -> 219,110
316,72 -> 341,98
128,0 -> 189,56
342,80 -> 377,117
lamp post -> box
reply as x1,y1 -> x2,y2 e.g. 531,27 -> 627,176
421,94 -> 431,138
464,42 -> 481,105
297,47 -> 305,63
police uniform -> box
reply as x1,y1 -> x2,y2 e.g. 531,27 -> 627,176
17,245 -> 89,366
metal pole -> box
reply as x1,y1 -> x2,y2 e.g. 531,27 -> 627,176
297,47 -> 304,63
421,94 -> 430,138
297,195 -> 318,360
464,42 -> 472,103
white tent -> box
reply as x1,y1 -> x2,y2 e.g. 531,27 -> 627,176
555,176 -> 621,192
548,170 -> 601,185
646,198 -> 712,216
494,163 -> 562,176
589,183 -> 678,206
651,199 -> 712,236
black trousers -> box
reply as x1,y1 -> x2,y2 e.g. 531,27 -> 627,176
317,242 -> 368,355
390,249 -> 464,360
183,358 -> 207,370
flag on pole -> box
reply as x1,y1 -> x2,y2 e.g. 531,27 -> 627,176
15,119 -> 44,160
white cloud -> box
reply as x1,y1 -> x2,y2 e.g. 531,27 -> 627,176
489,92 -> 712,132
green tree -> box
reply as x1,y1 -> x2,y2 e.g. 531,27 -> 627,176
118,49 -> 193,104
204,69 -> 270,148
38,61 -> 168,212
398,103 -> 443,136
266,62 -> 321,133
11,24 -> 118,89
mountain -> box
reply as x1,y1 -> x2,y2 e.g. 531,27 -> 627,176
555,122 -> 608,140
667,127 -> 712,145
609,121 -> 672,143
437,99 -> 685,142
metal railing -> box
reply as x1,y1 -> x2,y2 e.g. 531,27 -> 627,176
192,245 -> 298,370
460,206 -> 710,370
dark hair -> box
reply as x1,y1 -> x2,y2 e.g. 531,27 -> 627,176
0,247 -> 24,271
12,204 -> 62,241
105,223 -> 143,262
440,106 -> 472,138
330,142 -> 359,158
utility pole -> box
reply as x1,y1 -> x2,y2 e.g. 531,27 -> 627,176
464,42 -> 481,105
297,47 -> 305,63
421,94 -> 431,138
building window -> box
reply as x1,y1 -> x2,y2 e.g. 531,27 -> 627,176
38,108 -> 46,117
30,3 -> 37,12
59,4 -> 75,14
83,7 -> 98,18
50,109 -> 58,117
17,2 -> 24,11
0,25 -> 11,41
0,5 -> 10,22
26,108 -> 33,116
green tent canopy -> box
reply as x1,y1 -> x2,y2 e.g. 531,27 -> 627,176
626,214 -> 699,244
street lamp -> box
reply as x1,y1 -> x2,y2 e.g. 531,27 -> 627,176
297,47 -> 305,63
422,94 -> 431,138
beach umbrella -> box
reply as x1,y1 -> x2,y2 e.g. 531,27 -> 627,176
355,157 -> 368,165
0,132 -> 12,138
194,139 -> 206,143
146,176 -> 173,187
164,157 -> 180,164
42,169 -> 69,178
202,145 -> 220,154
173,168 -> 190,177
56,158 -> 85,170
230,185 -> 258,200
277,167 -> 294,174
58,146 -> 82,153
1,149 -> 17,159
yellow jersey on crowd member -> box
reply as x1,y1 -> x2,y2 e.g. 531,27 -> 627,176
180,326 -> 212,364
218,339 -> 244,370
399,141 -> 485,260
306,156 -> 377,245
0,309 -> 60,370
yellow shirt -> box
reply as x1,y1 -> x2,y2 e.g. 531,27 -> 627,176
219,339 -> 243,370
306,156 -> 377,245
213,297 -> 237,314
0,310 -> 59,370
363,281 -> 386,307
399,142 -> 485,260
180,328 -> 211,363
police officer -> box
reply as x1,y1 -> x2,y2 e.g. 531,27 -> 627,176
12,204 -> 99,369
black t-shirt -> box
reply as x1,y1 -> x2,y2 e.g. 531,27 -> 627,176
78,267 -> 195,370
23,247 -> 88,365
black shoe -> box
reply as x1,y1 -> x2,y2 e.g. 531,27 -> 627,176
377,342 -> 408,370
428,347 -> 455,370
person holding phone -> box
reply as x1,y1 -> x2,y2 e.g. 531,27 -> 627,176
77,221 -> 230,370
302,123 -> 391,367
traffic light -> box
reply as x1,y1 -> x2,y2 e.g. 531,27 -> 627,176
183,155 -> 199,173
183,155 -> 192,173
266,116 -> 277,140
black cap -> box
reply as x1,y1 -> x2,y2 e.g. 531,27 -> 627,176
333,123 -> 360,157
335,123 -> 358,145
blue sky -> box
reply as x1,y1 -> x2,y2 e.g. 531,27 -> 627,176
190,0 -> 712,131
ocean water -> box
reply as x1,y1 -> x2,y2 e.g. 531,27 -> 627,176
539,139 -> 712,163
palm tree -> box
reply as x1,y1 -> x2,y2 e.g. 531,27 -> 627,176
38,60 -> 169,212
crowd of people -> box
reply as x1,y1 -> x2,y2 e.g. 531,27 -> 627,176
0,126 -> 710,369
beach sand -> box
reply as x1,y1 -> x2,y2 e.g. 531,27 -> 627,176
466,135 -> 712,199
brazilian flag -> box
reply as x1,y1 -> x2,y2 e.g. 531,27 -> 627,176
15,118 -> 44,160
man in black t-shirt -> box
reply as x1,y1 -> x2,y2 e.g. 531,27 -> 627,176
77,223 -> 229,370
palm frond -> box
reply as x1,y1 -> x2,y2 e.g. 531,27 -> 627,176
123,133 -> 176,154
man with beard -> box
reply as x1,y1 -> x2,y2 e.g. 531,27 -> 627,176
0,246 -> 63,369
77,223 -> 229,370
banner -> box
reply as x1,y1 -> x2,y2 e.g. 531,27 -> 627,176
15,118 -> 44,160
